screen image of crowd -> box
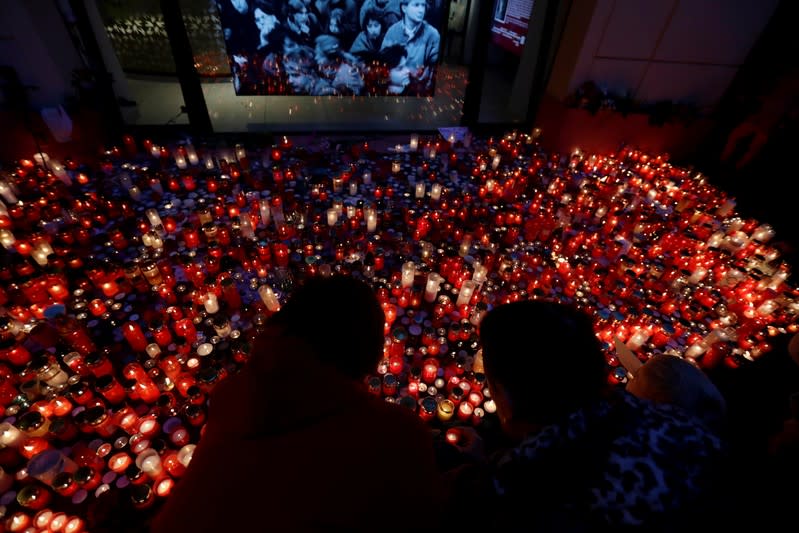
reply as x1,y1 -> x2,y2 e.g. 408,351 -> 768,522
218,0 -> 443,96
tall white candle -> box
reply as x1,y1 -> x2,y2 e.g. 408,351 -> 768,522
346,205 -> 356,219
401,262 -> 415,288
365,208 -> 377,232
51,162 -> 70,184
186,144 -> 199,165
430,183 -> 442,201
0,181 -> 18,204
424,272 -> 442,303
239,215 -> 256,240
457,280 -> 477,306
0,229 -> 15,249
136,449 -> 163,477
491,155 -> 501,170
33,152 -> 50,166
204,155 -> 215,169
31,248 -> 49,266
472,263 -> 488,284
392,161 -> 401,173
258,285 -> 281,312
128,186 -> 141,201
362,170 -> 372,184
349,181 -> 358,195
145,208 -> 162,228
409,134 -> 419,151
415,182 -> 425,199
327,208 -> 338,226
175,155 -> 187,169
259,199 -> 271,226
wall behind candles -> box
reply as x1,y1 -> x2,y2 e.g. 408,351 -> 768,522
0,1 -> 84,108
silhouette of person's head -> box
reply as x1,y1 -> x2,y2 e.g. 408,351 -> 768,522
479,300 -> 607,434
264,275 -> 384,380
626,354 -> 727,429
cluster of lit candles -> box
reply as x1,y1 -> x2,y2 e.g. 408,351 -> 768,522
0,127 -> 796,529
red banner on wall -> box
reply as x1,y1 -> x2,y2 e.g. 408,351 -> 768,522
490,0 -> 534,55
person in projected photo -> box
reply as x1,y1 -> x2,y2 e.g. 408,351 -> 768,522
359,0 -> 401,32
315,34 -> 365,95
327,7 -> 358,50
350,8 -> 386,61
285,0 -> 320,48
253,0 -> 283,54
380,0 -> 440,96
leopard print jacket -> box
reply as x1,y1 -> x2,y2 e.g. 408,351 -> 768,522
491,391 -> 724,529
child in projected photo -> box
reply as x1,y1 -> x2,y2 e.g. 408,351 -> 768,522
380,0 -> 439,96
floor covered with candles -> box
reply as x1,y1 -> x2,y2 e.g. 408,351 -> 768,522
0,129 -> 797,530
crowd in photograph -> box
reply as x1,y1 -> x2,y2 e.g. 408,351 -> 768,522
218,0 -> 443,96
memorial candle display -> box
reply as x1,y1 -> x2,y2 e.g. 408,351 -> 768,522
0,129 -> 796,528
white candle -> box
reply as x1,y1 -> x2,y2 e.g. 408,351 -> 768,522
362,170 -> 372,184
472,263 -> 488,284
626,329 -> 651,350
237,215 -> 253,240
259,199 -> 271,226
128,186 -> 141,200
392,161 -> 401,173
491,155 -> 501,170
365,208 -> 377,232
424,272 -> 442,303
51,162 -> 70,184
688,266 -> 707,284
332,201 -> 343,217
258,285 -> 281,312
150,144 -> 161,157
752,224 -> 775,243
150,231 -> 164,250
415,182 -> 425,199
0,181 -> 18,204
457,280 -> 477,306
333,177 -> 343,193
346,205 -> 356,219
203,292 -> 219,314
33,152 -> 50,166
429,147 -> 437,160
196,343 -> 214,356
532,127 -> 542,139
326,208 -> 338,226
136,449 -> 163,477
186,144 -> 199,165
175,155 -> 187,169
177,444 -> 196,467
409,134 -> 419,151
0,229 -> 15,249
31,248 -> 49,266
235,144 -> 246,161
0,422 -> 24,447
145,208 -> 162,228
401,262 -> 415,288
204,155 -> 215,169
146,343 -> 161,357
430,183 -> 442,201
349,181 -> 358,195
757,299 -> 778,316
0,199 -> 6,216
